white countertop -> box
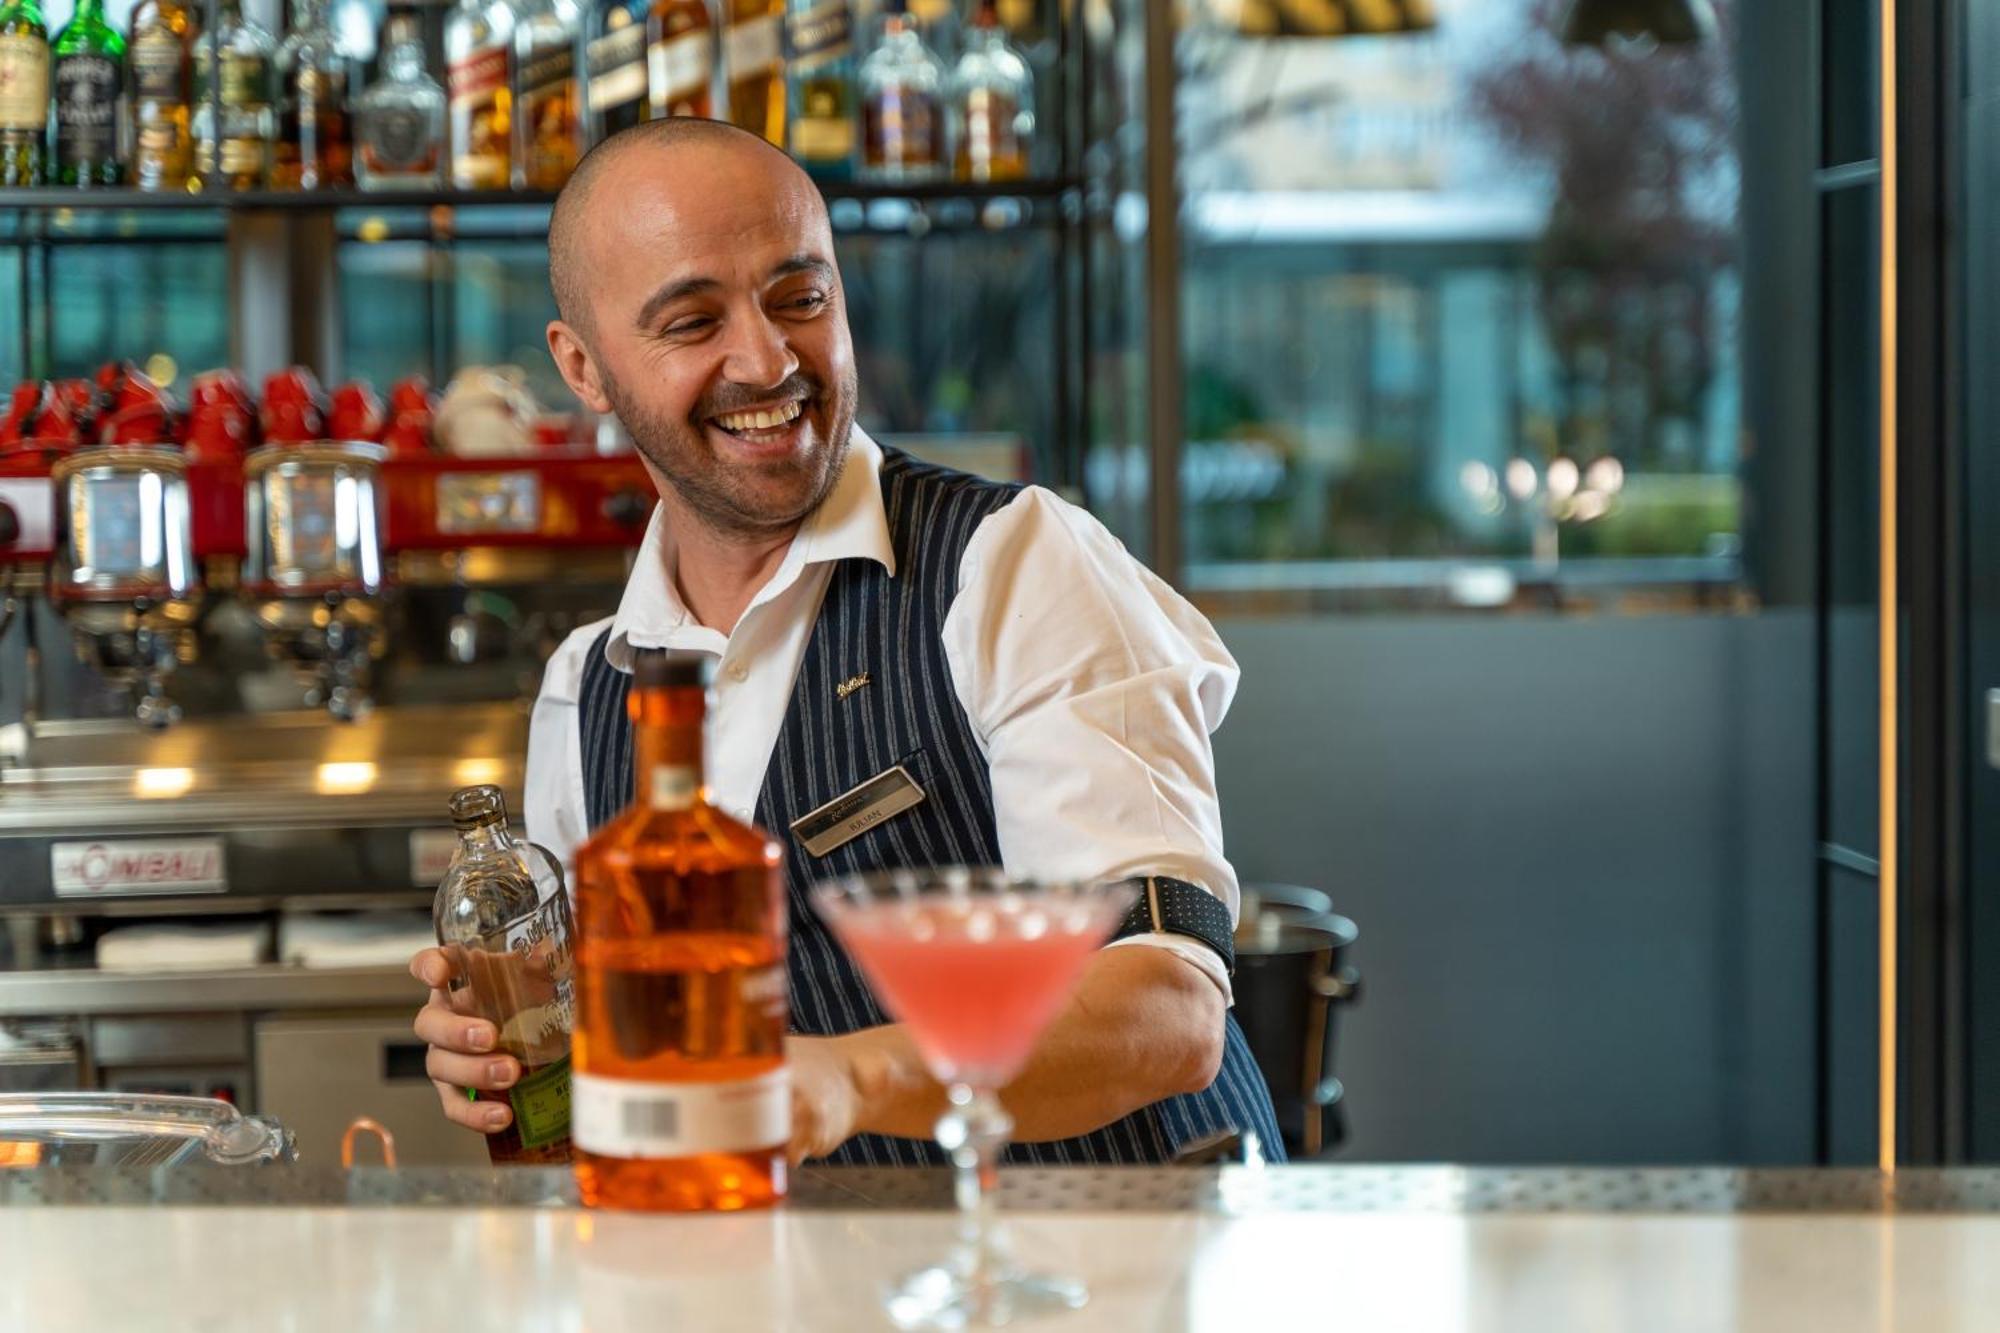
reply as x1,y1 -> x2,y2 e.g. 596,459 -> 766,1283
6,1180 -> 2000,1332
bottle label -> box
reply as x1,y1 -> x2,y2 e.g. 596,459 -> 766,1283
724,13 -> 781,80
131,25 -> 187,103
363,104 -> 432,172
519,40 -> 574,101
790,79 -> 852,162
508,1053 -> 574,1149
572,1068 -> 790,1159
0,34 -> 49,131
586,23 -> 646,112
786,0 -> 851,71
647,30 -> 709,103
447,45 -> 508,104
649,764 -> 698,812
220,50 -> 267,107
864,86 -> 940,168
54,54 -> 120,163
219,134 -> 264,174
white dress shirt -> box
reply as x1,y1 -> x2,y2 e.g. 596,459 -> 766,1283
525,429 -> 1243,1002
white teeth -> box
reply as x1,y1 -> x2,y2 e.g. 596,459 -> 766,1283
715,400 -> 802,432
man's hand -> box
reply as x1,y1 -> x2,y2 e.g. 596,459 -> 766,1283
786,1035 -> 863,1165
410,947 -> 520,1134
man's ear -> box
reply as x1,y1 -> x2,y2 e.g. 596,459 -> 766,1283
547,321 -> 614,414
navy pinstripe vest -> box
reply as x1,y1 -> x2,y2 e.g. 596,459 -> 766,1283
576,447 -> 1285,1165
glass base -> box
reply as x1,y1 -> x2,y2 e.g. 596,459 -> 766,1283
884,1263 -> 1088,1330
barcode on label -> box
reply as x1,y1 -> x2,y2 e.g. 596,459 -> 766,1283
623,1098 -> 680,1140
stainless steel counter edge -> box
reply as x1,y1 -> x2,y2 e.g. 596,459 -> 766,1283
0,964 -> 421,1016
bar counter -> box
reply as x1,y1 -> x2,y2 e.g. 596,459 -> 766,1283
5,1166 -> 2000,1330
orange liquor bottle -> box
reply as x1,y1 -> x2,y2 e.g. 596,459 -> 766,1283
571,648 -> 790,1211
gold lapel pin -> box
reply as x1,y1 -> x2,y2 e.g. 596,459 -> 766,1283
835,673 -> 872,701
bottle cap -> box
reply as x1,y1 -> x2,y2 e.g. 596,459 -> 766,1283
448,783 -> 508,830
632,648 -> 713,691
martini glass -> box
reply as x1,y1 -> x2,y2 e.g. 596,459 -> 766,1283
814,867 -> 1138,1330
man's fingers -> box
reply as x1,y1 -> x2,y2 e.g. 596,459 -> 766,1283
409,948 -> 453,990
434,1079 -> 512,1133
413,1000 -> 497,1055
427,1045 -> 519,1092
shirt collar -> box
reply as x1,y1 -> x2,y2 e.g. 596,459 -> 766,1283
604,427 -> 895,670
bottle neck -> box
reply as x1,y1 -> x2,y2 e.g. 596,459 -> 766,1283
70,0 -> 105,23
454,817 -> 516,857
384,26 -> 425,74
631,684 -> 706,812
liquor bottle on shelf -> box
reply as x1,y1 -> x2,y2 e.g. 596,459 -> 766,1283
272,0 -> 353,189
583,0 -> 646,141
0,0 -> 48,186
191,0 -> 275,190
433,783 -> 576,1168
646,0 -> 709,121
571,649 -> 789,1212
355,10 -> 444,188
784,0 -> 852,179
949,0 -> 1029,182
720,0 -> 783,146
446,0 -> 515,190
858,0 -> 942,183
512,0 -> 579,189
128,0 -> 196,191
52,0 -> 124,186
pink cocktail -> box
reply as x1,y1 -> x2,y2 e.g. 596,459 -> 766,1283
815,869 -> 1137,1330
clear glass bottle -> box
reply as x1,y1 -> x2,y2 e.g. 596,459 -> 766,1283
272,0 -> 352,189
784,0 -> 852,179
720,0 -> 781,145
858,0 -> 942,183
949,0 -> 1028,182
52,0 -> 125,187
583,0 -> 646,140
191,0 -> 275,190
571,650 -> 788,1212
0,0 -> 49,186
127,0 -> 195,191
512,0 -> 578,189
355,10 -> 444,189
445,0 -> 514,189
433,783 -> 576,1167
646,0 -> 709,121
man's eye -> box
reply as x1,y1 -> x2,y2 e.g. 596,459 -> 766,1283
787,292 -> 828,311
664,317 -> 712,335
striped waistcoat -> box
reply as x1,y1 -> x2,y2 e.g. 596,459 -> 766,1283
577,447 -> 1285,1165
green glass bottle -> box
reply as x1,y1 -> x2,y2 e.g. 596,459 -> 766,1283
53,0 -> 125,186
0,0 -> 48,186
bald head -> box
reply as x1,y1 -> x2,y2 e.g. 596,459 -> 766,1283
547,119 -> 828,345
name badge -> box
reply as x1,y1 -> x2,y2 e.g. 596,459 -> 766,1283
789,765 -> 927,857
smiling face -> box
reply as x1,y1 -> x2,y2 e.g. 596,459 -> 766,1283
546,129 -> 857,538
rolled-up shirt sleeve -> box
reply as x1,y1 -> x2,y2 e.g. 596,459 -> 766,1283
941,487 -> 1242,1003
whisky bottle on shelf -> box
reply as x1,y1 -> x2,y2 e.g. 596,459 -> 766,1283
583,0 -> 646,140
512,0 -> 578,188
645,0 -> 709,121
858,0 -> 942,183
720,0 -> 782,146
0,0 -> 48,186
571,649 -> 789,1212
445,0 -> 515,189
949,0 -> 1029,182
272,0 -> 352,189
784,0 -> 851,179
433,783 -> 576,1168
128,0 -> 195,191
52,0 -> 124,186
191,0 -> 275,190
355,10 -> 444,189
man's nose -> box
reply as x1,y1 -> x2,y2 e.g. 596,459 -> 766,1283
720,309 -> 799,389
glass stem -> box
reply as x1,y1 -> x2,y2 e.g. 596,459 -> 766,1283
938,1083 -> 1013,1287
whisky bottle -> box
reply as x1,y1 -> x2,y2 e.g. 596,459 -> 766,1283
445,0 -> 514,189
512,0 -> 578,188
858,0 -> 942,182
571,649 -> 789,1212
128,0 -> 194,191
784,0 -> 851,179
354,11 -> 444,189
52,0 -> 124,186
949,0 -> 1029,181
272,0 -> 352,189
584,0 -> 646,140
645,0 -> 709,121
720,0 -> 781,146
191,0 -> 275,190
0,0 -> 48,186
433,783 -> 576,1168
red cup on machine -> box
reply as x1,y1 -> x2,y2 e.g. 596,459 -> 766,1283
260,367 -> 327,444
0,383 -> 46,450
186,371 -> 258,460
329,381 -> 387,442
381,376 -> 437,455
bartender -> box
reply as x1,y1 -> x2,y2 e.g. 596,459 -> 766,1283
409,118 -> 1283,1165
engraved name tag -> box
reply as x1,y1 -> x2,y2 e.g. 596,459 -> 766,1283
789,765 -> 927,857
